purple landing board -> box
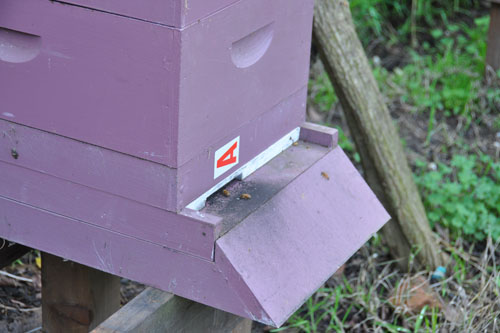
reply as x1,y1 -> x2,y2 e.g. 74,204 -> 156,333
0,0 -> 313,168
0,88 -> 305,213
0,126 -> 390,326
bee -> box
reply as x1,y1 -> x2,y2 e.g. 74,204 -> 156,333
321,172 -> 330,180
240,193 -> 252,200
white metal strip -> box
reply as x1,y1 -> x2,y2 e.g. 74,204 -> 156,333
186,127 -> 300,211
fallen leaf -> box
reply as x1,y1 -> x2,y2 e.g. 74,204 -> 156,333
321,171 -> 330,180
222,189 -> 230,197
389,275 -> 442,314
292,142 -> 299,146
240,193 -> 252,200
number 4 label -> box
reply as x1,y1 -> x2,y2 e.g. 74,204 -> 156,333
214,137 -> 240,179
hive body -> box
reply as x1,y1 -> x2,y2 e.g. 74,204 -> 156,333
0,0 -> 390,325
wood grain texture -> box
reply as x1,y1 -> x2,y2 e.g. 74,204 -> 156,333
92,287 -> 252,333
313,0 -> 447,270
42,253 -> 120,332
486,3 -> 500,71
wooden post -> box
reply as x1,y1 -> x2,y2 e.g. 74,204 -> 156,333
313,0 -> 447,270
42,252 -> 121,332
93,288 -> 252,333
486,0 -> 500,71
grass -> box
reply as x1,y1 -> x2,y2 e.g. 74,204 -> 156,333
273,238 -> 500,332
292,1 -> 500,332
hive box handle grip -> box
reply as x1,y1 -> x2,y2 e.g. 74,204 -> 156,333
0,27 -> 41,64
230,22 -> 274,68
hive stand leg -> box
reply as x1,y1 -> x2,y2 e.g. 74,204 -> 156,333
486,2 -> 500,71
42,252 -> 121,332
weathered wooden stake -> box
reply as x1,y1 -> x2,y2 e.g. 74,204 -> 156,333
313,0 -> 447,270
92,287 -> 252,333
42,253 -> 121,332
486,0 -> 500,71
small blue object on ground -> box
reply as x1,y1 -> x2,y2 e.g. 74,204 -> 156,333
431,266 -> 446,283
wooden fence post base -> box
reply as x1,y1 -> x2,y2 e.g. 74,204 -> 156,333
41,253 -> 121,332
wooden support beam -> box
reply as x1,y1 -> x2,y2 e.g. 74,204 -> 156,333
92,287 -> 252,333
42,252 -> 121,332
486,0 -> 500,71
0,238 -> 30,269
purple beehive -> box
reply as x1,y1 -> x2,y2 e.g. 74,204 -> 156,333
0,0 -> 390,326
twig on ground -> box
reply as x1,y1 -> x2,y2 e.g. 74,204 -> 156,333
0,304 -> 40,313
0,270 -> 33,283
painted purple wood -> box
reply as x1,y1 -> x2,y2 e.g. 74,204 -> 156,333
176,0 -> 313,166
0,0 -> 389,325
0,0 -> 313,169
0,86 -> 304,212
0,119 -> 177,211
204,141 -> 332,237
0,197 -> 258,323
176,87 -> 306,209
0,160 -> 219,260
0,0 -> 179,166
0,118 -> 319,259
0,119 -> 329,260
216,147 -> 390,326
300,122 -> 339,148
57,0 -> 240,28
0,133 -> 390,325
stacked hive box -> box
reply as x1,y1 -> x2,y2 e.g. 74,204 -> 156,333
0,0 -> 389,326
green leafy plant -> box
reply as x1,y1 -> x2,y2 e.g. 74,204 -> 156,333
308,71 -> 337,113
350,0 -> 480,47
379,16 -> 494,118
414,154 -> 500,241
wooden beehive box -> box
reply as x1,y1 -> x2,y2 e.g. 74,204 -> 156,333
0,0 -> 390,326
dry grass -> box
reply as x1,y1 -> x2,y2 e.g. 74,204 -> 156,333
263,236 -> 499,332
